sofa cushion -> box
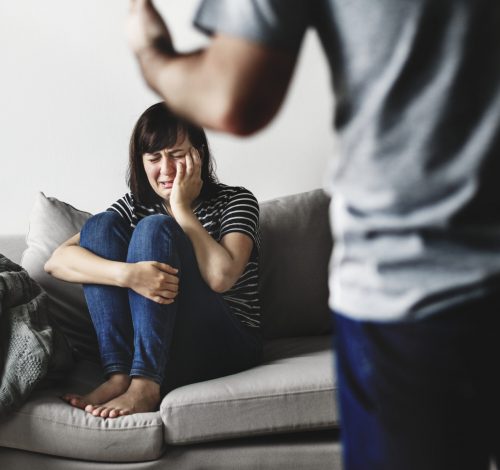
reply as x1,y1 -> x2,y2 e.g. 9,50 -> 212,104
259,189 -> 332,339
160,335 -> 337,445
0,337 -> 336,460
21,192 -> 99,362
0,360 -> 165,462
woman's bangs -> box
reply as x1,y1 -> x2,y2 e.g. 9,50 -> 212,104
142,122 -> 181,155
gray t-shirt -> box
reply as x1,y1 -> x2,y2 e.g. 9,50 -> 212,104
195,0 -> 500,322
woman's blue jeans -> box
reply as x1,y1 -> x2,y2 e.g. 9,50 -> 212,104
80,211 -> 262,395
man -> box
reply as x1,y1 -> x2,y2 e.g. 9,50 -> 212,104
127,1 -> 500,468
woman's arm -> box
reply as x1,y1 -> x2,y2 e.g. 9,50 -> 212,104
44,232 -> 179,304
44,232 -> 128,286
173,209 -> 253,293
169,150 -> 254,293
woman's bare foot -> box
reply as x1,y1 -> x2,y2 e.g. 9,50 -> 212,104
87,377 -> 161,418
61,373 -> 131,411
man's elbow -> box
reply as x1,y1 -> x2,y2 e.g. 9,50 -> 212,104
216,112 -> 263,137
211,96 -> 273,137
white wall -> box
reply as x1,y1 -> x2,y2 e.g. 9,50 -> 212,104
0,0 -> 335,235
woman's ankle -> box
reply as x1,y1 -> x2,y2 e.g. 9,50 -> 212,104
108,372 -> 132,385
129,376 -> 161,398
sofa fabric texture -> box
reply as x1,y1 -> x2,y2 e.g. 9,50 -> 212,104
0,338 -> 335,461
259,190 -> 332,339
161,336 -> 336,444
0,430 -> 342,470
0,189 -> 336,465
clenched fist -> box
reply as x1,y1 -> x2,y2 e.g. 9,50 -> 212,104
127,0 -> 174,56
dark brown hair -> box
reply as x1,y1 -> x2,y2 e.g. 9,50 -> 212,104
127,102 -> 219,204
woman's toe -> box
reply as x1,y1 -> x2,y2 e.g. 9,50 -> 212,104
62,393 -> 78,403
85,404 -> 95,413
61,394 -> 88,410
100,407 -> 111,418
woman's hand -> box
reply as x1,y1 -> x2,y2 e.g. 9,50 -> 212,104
170,148 -> 203,215
127,0 -> 174,56
122,261 -> 179,305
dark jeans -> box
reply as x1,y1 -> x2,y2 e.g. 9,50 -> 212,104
80,211 -> 262,396
332,294 -> 500,470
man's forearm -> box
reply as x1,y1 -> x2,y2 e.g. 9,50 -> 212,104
127,0 -> 297,135
135,45 -> 177,99
136,46 -> 232,131
134,36 -> 296,135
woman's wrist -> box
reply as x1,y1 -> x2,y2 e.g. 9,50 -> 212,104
170,201 -> 194,220
115,262 -> 133,289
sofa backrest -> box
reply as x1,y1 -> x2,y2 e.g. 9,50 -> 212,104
5,189 -> 333,362
259,189 -> 332,340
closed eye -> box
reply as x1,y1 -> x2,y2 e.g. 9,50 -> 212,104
145,152 -> 185,163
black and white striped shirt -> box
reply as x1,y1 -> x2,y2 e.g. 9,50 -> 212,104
107,184 -> 261,329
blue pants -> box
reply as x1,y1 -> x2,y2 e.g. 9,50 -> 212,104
333,294 -> 500,470
80,211 -> 262,395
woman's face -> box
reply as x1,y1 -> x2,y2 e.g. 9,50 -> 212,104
142,133 -> 193,202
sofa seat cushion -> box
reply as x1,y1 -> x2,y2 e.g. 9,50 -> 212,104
161,335 -> 337,445
0,361 -> 164,462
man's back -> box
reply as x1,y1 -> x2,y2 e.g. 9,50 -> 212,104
195,0 -> 500,320
304,0 -> 500,320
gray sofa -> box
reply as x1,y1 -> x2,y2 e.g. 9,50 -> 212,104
0,189 -> 341,469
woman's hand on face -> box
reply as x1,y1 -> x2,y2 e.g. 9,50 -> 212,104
170,148 -> 203,213
122,261 -> 179,305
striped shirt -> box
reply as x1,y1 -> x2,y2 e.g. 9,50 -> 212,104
107,184 -> 261,329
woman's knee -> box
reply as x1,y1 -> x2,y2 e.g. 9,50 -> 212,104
129,215 -> 186,262
134,214 -> 181,238
80,211 -> 130,253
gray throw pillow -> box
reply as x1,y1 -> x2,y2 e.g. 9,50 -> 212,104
21,192 -> 99,362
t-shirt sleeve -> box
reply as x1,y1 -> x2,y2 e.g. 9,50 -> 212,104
194,0 -> 310,51
106,193 -> 135,226
219,188 -> 260,246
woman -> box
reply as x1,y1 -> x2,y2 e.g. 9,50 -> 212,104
45,102 -> 262,419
